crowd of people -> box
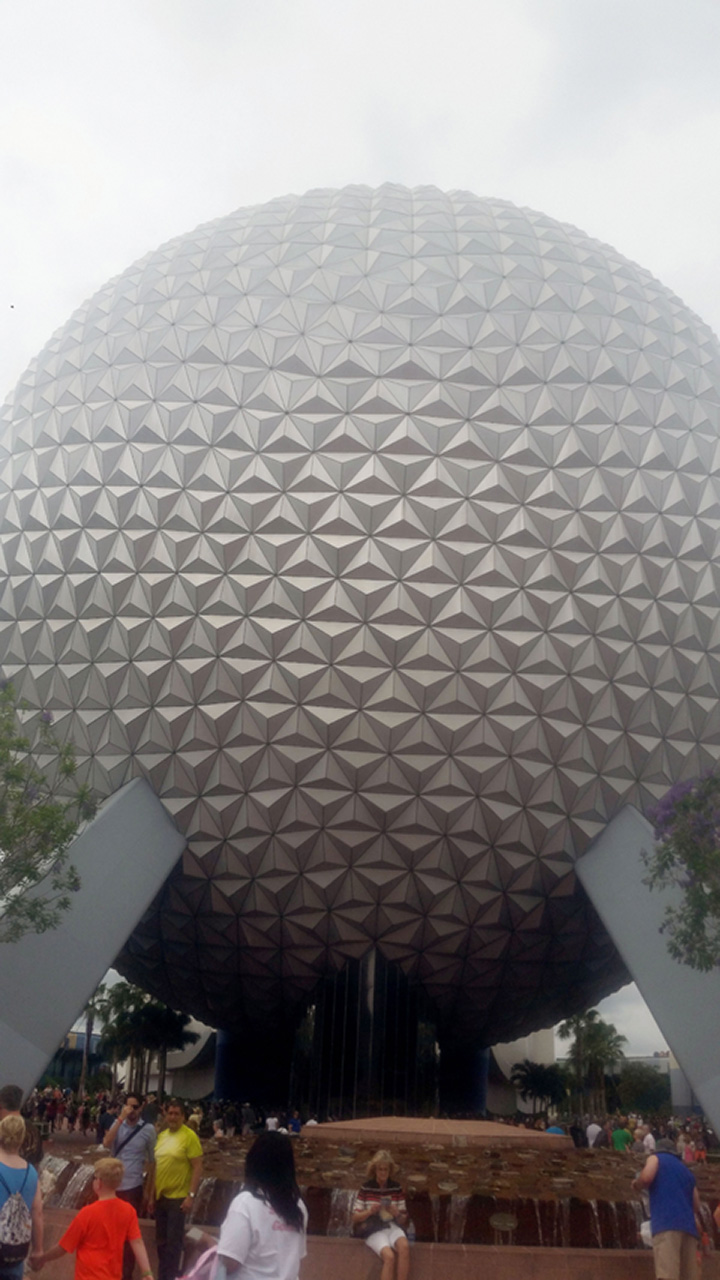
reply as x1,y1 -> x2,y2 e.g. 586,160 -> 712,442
18,1090 -> 320,1147
0,1085 -> 312,1280
562,1112 -> 714,1161
0,1081 -> 414,1280
499,1109 -> 715,1280
1,1083 -> 717,1280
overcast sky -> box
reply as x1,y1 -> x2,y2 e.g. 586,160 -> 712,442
4,0 -> 718,1053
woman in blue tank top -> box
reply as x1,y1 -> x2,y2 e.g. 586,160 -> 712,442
0,1115 -> 43,1280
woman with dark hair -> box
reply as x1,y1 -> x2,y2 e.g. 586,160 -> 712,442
216,1132 -> 307,1279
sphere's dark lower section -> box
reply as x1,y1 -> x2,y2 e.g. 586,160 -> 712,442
116,864 -> 628,1056
212,950 -> 493,1114
117,876 -> 628,1114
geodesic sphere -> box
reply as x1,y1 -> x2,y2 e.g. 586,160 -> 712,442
3,185 -> 720,1043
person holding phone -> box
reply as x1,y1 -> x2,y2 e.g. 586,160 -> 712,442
103,1095 -> 156,1280
352,1150 -> 409,1280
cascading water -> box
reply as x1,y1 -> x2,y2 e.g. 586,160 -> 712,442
57,1165 -> 95,1210
588,1199 -> 602,1248
554,1198 -> 570,1248
531,1198 -> 543,1246
607,1201 -> 620,1249
429,1194 -> 440,1242
188,1178 -> 217,1226
327,1189 -> 356,1237
37,1155 -> 712,1251
38,1156 -> 70,1202
698,1201 -> 715,1248
446,1194 -> 469,1243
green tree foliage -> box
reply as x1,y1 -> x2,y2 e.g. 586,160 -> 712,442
0,682 -> 94,942
97,980 -> 199,1098
510,1059 -> 567,1114
644,773 -> 720,970
78,982 -> 107,1100
617,1061 -> 671,1114
557,1009 -> 626,1112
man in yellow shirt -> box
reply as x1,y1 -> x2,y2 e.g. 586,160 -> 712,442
147,1100 -> 202,1280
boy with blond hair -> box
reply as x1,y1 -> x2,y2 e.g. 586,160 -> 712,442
31,1157 -> 153,1280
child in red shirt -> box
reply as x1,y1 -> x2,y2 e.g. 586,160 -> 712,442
30,1157 -> 153,1280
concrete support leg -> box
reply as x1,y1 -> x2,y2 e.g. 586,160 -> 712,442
576,804 -> 720,1137
0,778 -> 185,1094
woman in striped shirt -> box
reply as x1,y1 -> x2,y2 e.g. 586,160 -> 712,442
352,1150 -> 409,1280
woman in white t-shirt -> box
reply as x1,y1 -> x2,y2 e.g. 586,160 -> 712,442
216,1132 -> 307,1280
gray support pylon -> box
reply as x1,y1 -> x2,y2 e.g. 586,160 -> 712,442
576,805 -> 720,1132
0,778 -> 185,1094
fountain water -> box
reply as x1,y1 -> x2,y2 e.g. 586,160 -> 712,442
588,1199 -> 602,1248
699,1201 -> 716,1249
429,1194 -> 440,1242
57,1165 -> 95,1210
531,1198 -> 543,1246
38,1156 -> 71,1203
554,1197 -> 570,1248
606,1201 -> 620,1249
327,1189 -> 356,1237
446,1194 -> 469,1243
37,1152 -> 716,1254
188,1178 -> 218,1227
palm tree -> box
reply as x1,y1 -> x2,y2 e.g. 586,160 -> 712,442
557,1009 -> 626,1113
144,1006 -> 199,1100
510,1059 -> 567,1115
96,980 -> 199,1097
511,1059 -> 546,1115
78,982 -> 106,1099
96,980 -> 147,1092
557,1009 -> 598,1105
585,1020 -> 626,1113
541,1062 -> 569,1112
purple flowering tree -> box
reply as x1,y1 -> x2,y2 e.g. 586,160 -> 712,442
0,680 -> 95,942
644,773 -> 720,970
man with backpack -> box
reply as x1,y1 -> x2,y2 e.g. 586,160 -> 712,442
103,1096 -> 156,1280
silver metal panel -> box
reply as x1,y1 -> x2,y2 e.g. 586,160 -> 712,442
2,186 -> 720,1043
0,779 -> 185,1093
577,806 -> 720,1132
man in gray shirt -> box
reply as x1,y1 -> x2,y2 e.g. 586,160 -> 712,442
103,1093 -> 156,1280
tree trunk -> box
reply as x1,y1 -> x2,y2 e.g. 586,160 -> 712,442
135,1050 -> 145,1097
157,1047 -> 167,1102
78,1011 -> 94,1100
130,1052 -> 136,1096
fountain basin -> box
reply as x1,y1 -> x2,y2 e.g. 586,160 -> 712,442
38,1212 -> 716,1280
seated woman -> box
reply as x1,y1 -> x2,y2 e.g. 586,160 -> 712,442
352,1149 -> 409,1280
